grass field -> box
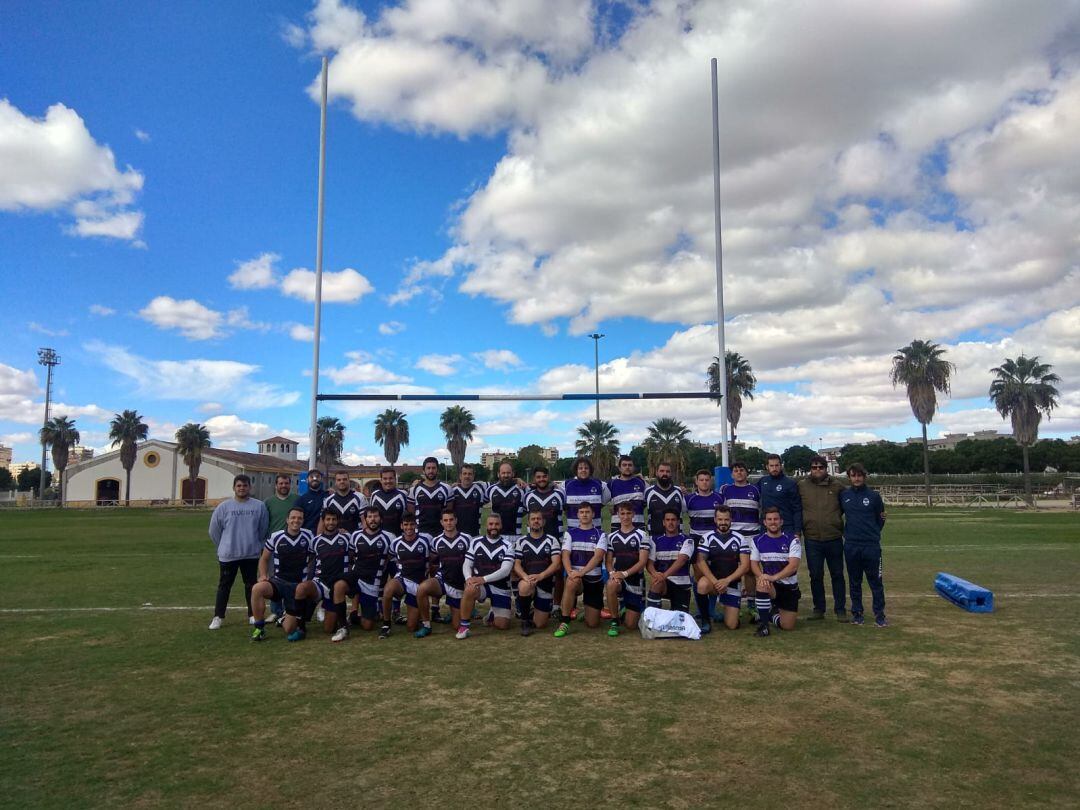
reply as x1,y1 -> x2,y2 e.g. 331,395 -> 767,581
2,507 -> 1079,808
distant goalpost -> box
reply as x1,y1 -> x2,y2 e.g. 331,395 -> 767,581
316,392 -> 716,402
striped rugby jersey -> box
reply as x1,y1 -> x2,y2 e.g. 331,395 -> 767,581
719,483 -> 762,537
411,481 -> 453,536
648,532 -> 695,586
607,476 -> 646,530
524,486 -> 566,537
750,532 -> 802,585
322,490 -> 368,533
389,533 -> 430,583
695,530 -> 749,580
685,490 -> 723,538
264,528 -> 313,583
644,484 -> 685,537
452,481 -> 487,536
311,531 -> 350,581
564,478 -> 610,529
487,481 -> 525,536
430,532 -> 471,590
561,526 -> 608,580
369,487 -> 412,537
515,533 -> 561,577
607,527 -> 648,587
349,529 -> 391,583
466,535 -> 514,587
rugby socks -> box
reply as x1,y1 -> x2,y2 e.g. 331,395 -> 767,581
695,593 -> 712,621
334,601 -> 347,628
518,594 -> 533,620
755,596 -> 773,627
254,619 -> 265,630
458,619 -> 471,631
392,597 -> 401,615
771,613 -> 783,629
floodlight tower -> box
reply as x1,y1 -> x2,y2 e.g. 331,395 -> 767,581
588,333 -> 605,421
37,348 -> 60,500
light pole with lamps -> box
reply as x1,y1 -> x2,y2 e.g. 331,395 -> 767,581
37,348 -> 60,500
588,333 -> 605,421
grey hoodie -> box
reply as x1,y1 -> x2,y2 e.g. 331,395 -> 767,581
209,497 -> 269,561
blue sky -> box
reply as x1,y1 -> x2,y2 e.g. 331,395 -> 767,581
2,1 -> 1078,468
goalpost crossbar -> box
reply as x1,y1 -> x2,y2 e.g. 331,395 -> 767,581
316,392 -> 717,402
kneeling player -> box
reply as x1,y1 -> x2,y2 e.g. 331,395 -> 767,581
251,506 -> 313,641
604,501 -> 649,636
553,501 -> 607,637
750,506 -> 802,637
293,510 -> 350,641
514,508 -> 562,636
647,509 -> 694,613
457,514 -> 514,639
694,505 -> 750,633
334,507 -> 390,641
415,508 -> 470,637
379,513 -> 428,636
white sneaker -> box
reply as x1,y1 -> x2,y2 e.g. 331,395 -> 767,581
317,607 -> 326,623
331,626 -> 349,643
248,616 -> 256,626
265,611 -> 279,624
208,616 -> 223,630
455,626 -> 470,640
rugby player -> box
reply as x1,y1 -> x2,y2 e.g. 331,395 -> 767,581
319,471 -> 367,535
294,468 -> 325,533
646,508 -> 694,613
720,460 -> 761,620
523,465 -> 566,613
411,457 -> 454,622
514,508 -> 562,636
250,505 -> 311,641
293,510 -> 349,641
415,508 -> 470,637
452,464 -> 487,537
369,466 -> 414,623
644,462 -> 684,538
604,501 -> 649,637
750,506 -> 803,637
553,501 -> 607,637
694,505 -> 750,632
487,461 -> 525,539
564,457 -> 610,530
337,507 -> 390,638
379,513 -> 429,637
457,514 -> 515,638
607,455 -> 645,532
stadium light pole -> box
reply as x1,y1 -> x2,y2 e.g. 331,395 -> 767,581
588,333 -> 605,421
710,58 -> 731,468
37,348 -> 60,500
307,56 -> 329,475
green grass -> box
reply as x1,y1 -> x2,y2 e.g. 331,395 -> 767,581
2,507 -> 1079,808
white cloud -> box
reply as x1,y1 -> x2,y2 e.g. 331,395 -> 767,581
0,99 -> 144,240
204,414 -> 271,450
281,267 -> 374,303
416,353 -> 462,376
325,351 -> 412,386
28,322 -> 69,337
88,304 -> 115,316
0,363 -> 40,424
134,129 -> 150,142
474,349 -> 523,370
228,252 -> 281,290
289,323 -> 315,342
378,320 -> 406,336
138,296 -> 223,340
197,402 -> 224,415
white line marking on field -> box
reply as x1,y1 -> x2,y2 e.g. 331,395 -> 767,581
886,544 -> 1073,551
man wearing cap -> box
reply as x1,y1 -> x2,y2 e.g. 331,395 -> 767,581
840,462 -> 888,628
797,455 -> 848,622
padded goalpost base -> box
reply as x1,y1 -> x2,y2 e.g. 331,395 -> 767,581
935,572 -> 994,613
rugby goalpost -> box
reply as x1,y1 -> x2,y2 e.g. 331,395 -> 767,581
304,57 -> 732,468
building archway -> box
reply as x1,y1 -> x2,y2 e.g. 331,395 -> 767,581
95,478 -> 120,505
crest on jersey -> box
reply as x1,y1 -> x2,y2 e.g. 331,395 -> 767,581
862,496 -> 870,506
775,484 -> 782,491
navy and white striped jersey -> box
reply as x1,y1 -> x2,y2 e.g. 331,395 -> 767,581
695,530 -> 749,580
311,531 -> 350,581
564,478 -> 610,529
350,529 -> 391,583
515,533 -> 561,577
608,476 -> 646,530
685,490 -> 723,538
465,535 -> 514,588
430,532 -> 471,590
561,526 -> 608,580
644,484 -> 685,537
452,481 -> 488,536
607,527 -> 648,587
487,482 -> 525,537
322,490 -> 368,533
750,532 -> 801,585
648,533 -> 695,586
369,487 -> 412,536
411,481 -> 453,536
264,528 -> 313,583
720,483 -> 762,537
524,486 -> 566,537
390,533 -> 430,583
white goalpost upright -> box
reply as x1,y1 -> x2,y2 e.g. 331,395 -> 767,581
711,57 -> 731,471
307,56 -> 329,474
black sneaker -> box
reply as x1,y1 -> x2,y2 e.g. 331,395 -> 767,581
755,623 -> 771,637
378,623 -> 391,639
807,610 -> 825,621
836,611 -> 849,623
348,611 -> 361,627
393,613 -> 407,626
520,620 -> 533,637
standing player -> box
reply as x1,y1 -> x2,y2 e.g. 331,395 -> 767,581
415,508 -> 470,637
320,471 -> 368,535
694,505 -> 750,632
607,455 -> 646,532
293,510 -> 350,641
685,469 -> 723,542
452,464 -> 487,537
604,502 -> 649,637
411,457 -> 454,622
524,466 -> 565,537
553,501 -> 607,637
369,467 -> 413,624
840,462 -> 888,627
487,461 -> 525,539
646,508 -> 695,613
720,460 -> 761,620
750,506 -> 802,637
644,461 -> 684,538
338,507 -> 391,638
250,505 -> 312,641
379,513 -> 429,637
514,508 -> 563,636
457,514 -> 514,638
564,457 -> 610,530
294,468 -> 326,534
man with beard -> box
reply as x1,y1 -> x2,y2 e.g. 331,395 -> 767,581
487,461 -> 525,539
319,471 -> 367,535
379,513 -> 430,637
797,455 -> 848,622
644,462 -> 684,538
514,508 -> 563,636
720,461 -> 762,621
339,507 -> 391,636
294,468 -> 326,534
457,514 -> 515,638
411,457 -> 454,622
415,508 -> 470,637
452,464 -> 487,537
646,508 -> 694,613
564,457 -> 610,530
607,455 -> 646,533
694,505 -> 750,632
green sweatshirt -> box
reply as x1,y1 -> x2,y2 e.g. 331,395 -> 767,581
796,475 -> 845,541
264,493 -> 298,536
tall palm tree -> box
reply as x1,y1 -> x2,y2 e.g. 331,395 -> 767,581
315,416 -> 346,474
109,409 -> 149,507
440,406 -> 476,469
374,409 -> 410,466
175,423 -> 211,505
890,339 -> 955,507
708,351 -> 756,450
641,417 -> 692,482
574,419 -> 620,479
39,415 -> 79,505
989,355 -> 1061,505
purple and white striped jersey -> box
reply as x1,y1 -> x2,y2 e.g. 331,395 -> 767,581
750,532 -> 802,585
349,529 -> 391,583
452,481 -> 488,536
389,533 -> 430,583
411,481 -> 453,536
564,478 -> 610,529
322,490 -> 368,533
695,530 -> 749,580
720,483 -> 762,538
264,528 -> 313,583
465,535 -> 514,587
607,476 -> 646,530
487,482 -> 525,536
607,527 -> 648,587
524,486 -> 566,537
685,490 -> 723,538
644,484 -> 685,537
311,531 -> 350,581
369,487 -> 412,537
648,533 -> 695,586
561,526 -> 608,580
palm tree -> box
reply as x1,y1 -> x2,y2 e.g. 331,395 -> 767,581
890,340 -> 955,507
39,415 -> 79,505
574,419 -> 620,479
989,355 -> 1061,505
708,351 -> 756,450
315,416 -> 346,474
175,423 -> 211,505
374,409 -> 410,466
109,409 -> 149,507
641,417 -> 692,482
440,406 -> 476,469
